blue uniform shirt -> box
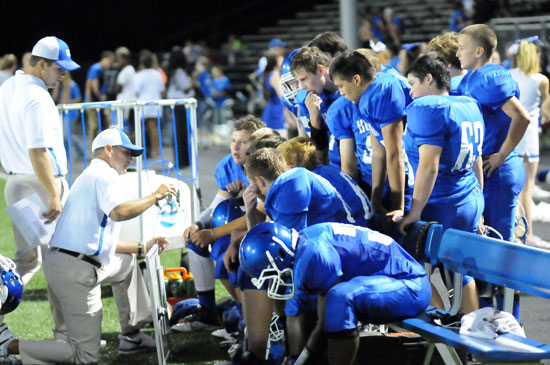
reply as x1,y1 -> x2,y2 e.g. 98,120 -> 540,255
456,64 -> 519,155
450,74 -> 465,96
326,96 -> 372,186
358,72 -> 407,145
214,153 -> 249,191
313,164 -> 372,227
293,223 -> 427,294
264,168 -> 354,231
405,95 -> 484,204
296,89 -> 341,168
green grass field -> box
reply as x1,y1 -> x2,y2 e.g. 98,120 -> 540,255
0,178 -> 231,364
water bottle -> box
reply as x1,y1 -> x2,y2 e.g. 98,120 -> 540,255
169,272 -> 183,298
185,273 -> 197,298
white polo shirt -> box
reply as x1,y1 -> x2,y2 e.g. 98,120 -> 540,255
0,71 -> 67,175
50,159 -> 126,266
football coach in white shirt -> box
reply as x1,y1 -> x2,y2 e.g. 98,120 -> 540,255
0,127 -> 177,363
0,36 -> 80,285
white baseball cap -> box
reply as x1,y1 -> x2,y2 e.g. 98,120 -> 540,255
92,128 -> 143,157
31,36 -> 80,71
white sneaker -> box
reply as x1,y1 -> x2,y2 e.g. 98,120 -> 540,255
532,185 -> 550,201
118,332 -> 156,354
0,324 -> 15,357
526,235 -> 550,250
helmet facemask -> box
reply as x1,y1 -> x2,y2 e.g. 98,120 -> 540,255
280,72 -> 300,105
251,250 -> 294,300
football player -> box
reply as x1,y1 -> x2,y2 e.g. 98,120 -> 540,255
290,47 -> 341,167
398,54 -> 484,314
182,115 -> 265,332
239,222 -> 431,365
456,24 -> 531,319
330,51 -> 411,232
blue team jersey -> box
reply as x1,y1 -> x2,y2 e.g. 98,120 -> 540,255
293,223 -> 427,294
313,164 -> 372,227
295,89 -> 341,168
405,95 -> 484,204
381,65 -> 413,105
326,96 -> 373,185
450,74 -> 465,96
214,153 -> 249,191
264,167 -> 354,231
358,72 -> 407,145
456,64 -> 519,155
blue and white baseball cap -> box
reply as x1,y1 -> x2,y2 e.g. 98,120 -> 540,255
92,128 -> 143,157
31,36 -> 80,71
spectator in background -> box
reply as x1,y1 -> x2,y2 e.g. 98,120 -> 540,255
134,50 -> 166,157
373,7 -> 404,46
450,1 -> 472,32
52,72 -> 84,157
184,40 -> 204,65
509,39 -> 550,248
115,47 -> 136,132
248,39 -> 287,104
21,52 -> 31,71
223,34 -> 248,66
0,54 -> 17,86
397,43 -> 426,74
85,51 -> 114,139
261,53 -> 286,137
211,65 -> 232,126
167,46 -> 194,166
193,56 -> 214,144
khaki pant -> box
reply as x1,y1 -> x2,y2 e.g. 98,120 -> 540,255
4,174 -> 67,285
19,250 -> 152,364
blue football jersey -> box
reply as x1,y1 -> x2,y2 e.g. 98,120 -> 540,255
405,95 -> 484,204
450,74 -> 465,96
293,223 -> 427,294
295,89 -> 341,168
358,72 -> 415,191
358,72 -> 407,145
455,64 -> 519,154
381,65 -> 413,106
214,153 -> 249,191
326,96 -> 373,186
313,164 -> 373,227
264,168 -> 355,231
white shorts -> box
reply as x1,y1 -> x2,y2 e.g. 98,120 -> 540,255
516,119 -> 539,163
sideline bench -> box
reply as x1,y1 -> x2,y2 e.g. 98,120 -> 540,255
393,222 -> 550,364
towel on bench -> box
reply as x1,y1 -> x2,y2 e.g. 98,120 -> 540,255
460,307 -> 525,340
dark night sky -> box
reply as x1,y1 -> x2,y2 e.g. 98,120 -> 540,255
1,0 -> 322,65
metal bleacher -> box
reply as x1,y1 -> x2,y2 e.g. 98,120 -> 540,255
224,0 -> 454,97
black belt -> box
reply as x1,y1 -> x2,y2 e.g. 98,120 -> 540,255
50,247 -> 101,268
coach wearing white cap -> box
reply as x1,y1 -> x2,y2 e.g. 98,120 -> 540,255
0,127 -> 177,363
0,36 -> 80,285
